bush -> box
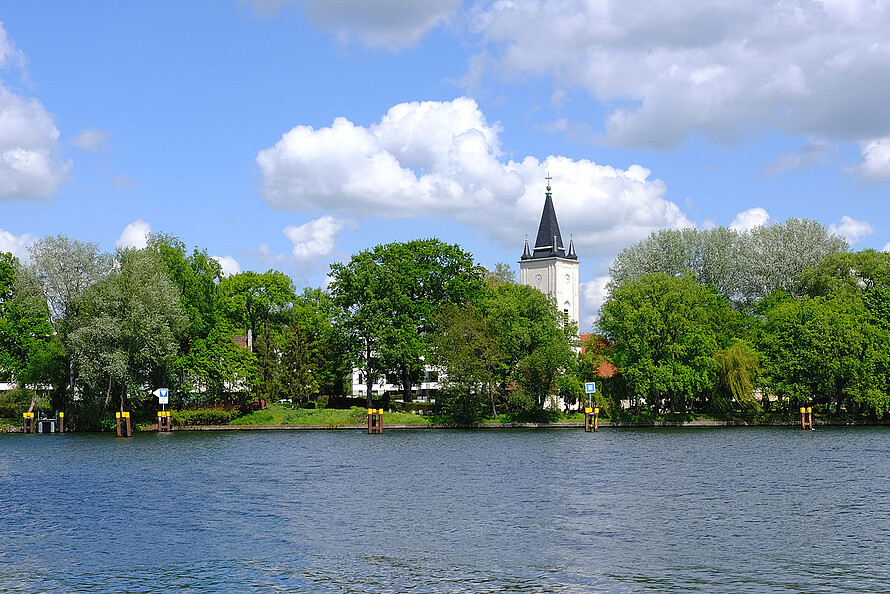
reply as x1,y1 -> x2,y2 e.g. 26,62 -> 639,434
170,408 -> 239,426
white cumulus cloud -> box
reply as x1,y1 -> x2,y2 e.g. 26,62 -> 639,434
858,137 -> 890,182
0,228 -> 37,263
829,215 -> 874,245
115,219 -> 151,250
0,87 -> 71,201
0,24 -> 70,201
730,207 -> 772,232
212,255 -> 241,277
283,215 -> 347,259
258,97 -> 691,260
471,0 -> 890,149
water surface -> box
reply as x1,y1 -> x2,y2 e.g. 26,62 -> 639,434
2,427 -> 889,592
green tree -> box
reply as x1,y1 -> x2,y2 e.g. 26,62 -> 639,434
599,274 -> 733,415
330,239 -> 483,405
288,288 -> 349,396
609,219 -> 848,308
220,270 -> 295,340
279,325 -> 318,404
69,248 -> 186,416
430,303 -> 503,422
482,282 -> 575,413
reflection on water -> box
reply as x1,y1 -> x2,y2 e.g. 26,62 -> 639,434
2,427 -> 890,592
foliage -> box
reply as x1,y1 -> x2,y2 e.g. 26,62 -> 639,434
330,238 -> 484,405
599,273 -> 733,414
171,407 -> 240,426
713,340 -> 760,413
69,247 -> 186,413
610,219 -> 848,308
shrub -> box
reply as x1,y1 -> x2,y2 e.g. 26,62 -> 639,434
170,408 -> 239,426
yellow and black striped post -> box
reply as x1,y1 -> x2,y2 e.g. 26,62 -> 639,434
58,411 -> 64,434
22,412 -> 34,434
594,407 -> 600,432
584,407 -> 593,432
157,410 -> 171,432
368,408 -> 383,434
800,406 -> 814,430
116,412 -> 132,437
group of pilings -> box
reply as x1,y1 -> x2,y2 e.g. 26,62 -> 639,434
21,412 -> 64,434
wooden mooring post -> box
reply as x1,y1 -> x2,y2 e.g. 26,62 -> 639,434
22,412 -> 34,434
59,411 -> 64,434
368,408 -> 383,434
584,407 -> 599,433
800,406 -> 814,430
116,411 -> 133,437
157,410 -> 171,432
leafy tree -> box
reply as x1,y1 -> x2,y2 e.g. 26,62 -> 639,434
279,325 -> 318,404
430,303 -> 503,422
252,329 -> 280,404
220,270 -> 295,340
69,248 -> 186,414
0,252 -> 62,401
482,282 -> 575,413
598,273 -> 733,414
609,220 -> 847,308
23,235 -> 114,409
26,235 -> 114,328
330,239 -> 483,405
288,288 -> 349,396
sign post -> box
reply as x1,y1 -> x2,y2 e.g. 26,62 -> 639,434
153,388 -> 171,432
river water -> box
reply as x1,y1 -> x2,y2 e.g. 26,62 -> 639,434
2,426 -> 889,592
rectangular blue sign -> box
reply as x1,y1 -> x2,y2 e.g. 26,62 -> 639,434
585,382 -> 596,394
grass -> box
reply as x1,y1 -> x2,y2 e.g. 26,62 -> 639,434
229,404 -> 433,427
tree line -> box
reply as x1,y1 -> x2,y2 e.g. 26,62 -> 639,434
596,219 -> 890,419
0,235 -> 579,429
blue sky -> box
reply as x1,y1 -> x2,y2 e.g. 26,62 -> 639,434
2,0 -> 890,330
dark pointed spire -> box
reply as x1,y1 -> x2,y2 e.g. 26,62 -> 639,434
531,177 -> 567,259
521,235 -> 532,260
567,234 -> 578,260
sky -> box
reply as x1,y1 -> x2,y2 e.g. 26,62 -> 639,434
2,0 -> 890,331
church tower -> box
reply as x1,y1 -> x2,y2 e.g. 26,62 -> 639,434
519,177 -> 580,326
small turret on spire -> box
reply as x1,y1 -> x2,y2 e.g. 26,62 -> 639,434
521,234 -> 532,260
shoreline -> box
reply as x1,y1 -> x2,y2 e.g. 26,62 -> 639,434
8,419 -> 890,433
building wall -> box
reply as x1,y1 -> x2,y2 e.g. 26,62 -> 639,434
519,257 -> 580,326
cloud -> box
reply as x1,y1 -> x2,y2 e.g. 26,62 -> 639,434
858,137 -> 890,182
283,215 -> 347,259
245,0 -> 459,48
212,255 -> 241,277
581,275 -> 610,332
111,174 -> 137,189
0,228 -> 37,263
115,219 -> 151,250
765,138 -> 835,176
730,207 -> 771,232
470,0 -> 890,149
884,243 -> 890,253
257,97 -> 691,260
71,128 -> 110,152
829,215 -> 874,245
0,25 -> 70,201
0,87 -> 71,201
0,22 -> 25,68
